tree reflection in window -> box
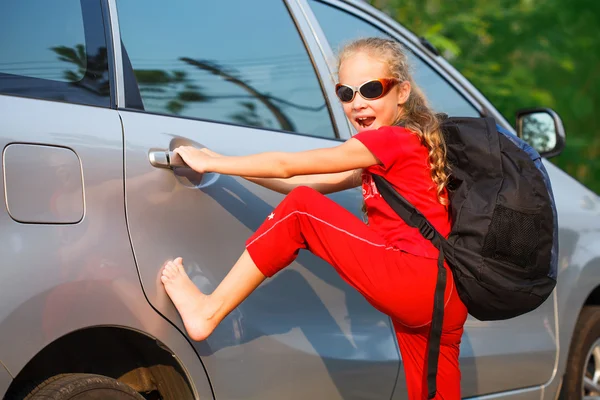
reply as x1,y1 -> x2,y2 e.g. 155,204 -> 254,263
51,44 -> 110,98
116,0 -> 335,138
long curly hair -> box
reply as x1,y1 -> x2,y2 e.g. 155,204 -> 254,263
338,37 -> 449,205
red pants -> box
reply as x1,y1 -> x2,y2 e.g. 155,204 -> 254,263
246,186 -> 467,400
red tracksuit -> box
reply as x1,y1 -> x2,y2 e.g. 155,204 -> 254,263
246,126 -> 468,400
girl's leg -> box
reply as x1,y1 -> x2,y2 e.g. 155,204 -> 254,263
161,251 -> 265,341
161,185 -> 393,341
393,279 -> 467,400
162,185 -> 396,340
162,185 -> 456,342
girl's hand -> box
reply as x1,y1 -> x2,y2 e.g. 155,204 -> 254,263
199,147 -> 222,158
173,146 -> 213,173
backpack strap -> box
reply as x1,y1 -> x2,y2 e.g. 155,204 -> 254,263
372,174 -> 447,400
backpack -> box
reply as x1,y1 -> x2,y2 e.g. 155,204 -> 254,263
373,116 -> 558,399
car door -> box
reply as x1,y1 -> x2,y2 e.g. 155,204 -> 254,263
302,0 -> 558,398
113,1 -> 400,399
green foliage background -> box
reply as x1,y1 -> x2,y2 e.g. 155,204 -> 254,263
370,0 -> 600,194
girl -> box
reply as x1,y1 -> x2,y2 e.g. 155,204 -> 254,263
160,37 -> 468,399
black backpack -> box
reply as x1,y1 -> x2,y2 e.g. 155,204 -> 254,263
373,116 -> 558,399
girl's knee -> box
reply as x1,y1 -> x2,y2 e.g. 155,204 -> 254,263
285,186 -> 322,207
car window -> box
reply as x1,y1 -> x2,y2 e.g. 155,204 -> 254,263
309,0 -> 480,118
116,0 -> 336,139
0,0 -> 111,107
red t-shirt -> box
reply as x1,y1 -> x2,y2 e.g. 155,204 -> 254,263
353,125 -> 450,259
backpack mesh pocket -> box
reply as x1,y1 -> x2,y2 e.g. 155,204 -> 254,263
482,205 -> 540,268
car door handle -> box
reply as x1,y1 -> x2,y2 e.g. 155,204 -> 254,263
148,149 -> 188,169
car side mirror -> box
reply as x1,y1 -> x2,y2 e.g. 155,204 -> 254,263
516,108 -> 566,158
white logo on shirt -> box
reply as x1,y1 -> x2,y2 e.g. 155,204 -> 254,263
362,172 -> 381,200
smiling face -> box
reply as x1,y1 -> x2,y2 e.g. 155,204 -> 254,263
338,51 -> 411,132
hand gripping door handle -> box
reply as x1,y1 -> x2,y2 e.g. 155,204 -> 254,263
148,149 -> 188,169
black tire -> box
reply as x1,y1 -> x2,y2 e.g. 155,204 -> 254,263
23,373 -> 144,400
560,306 -> 600,399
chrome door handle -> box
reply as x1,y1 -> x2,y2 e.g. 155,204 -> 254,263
148,149 -> 188,169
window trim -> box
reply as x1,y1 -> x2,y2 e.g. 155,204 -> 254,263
102,0 -> 119,109
284,0 -> 350,140
0,0 -> 114,108
105,0 -> 125,109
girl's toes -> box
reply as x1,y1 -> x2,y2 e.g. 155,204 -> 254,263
161,259 -> 186,284
175,263 -> 185,274
162,265 -> 175,278
173,258 -> 184,272
165,262 -> 177,272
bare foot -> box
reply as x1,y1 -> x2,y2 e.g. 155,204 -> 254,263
161,257 -> 220,341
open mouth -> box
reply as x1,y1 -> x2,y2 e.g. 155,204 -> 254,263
356,117 -> 376,129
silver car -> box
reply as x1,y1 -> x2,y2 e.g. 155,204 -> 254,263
1,1 -> 599,399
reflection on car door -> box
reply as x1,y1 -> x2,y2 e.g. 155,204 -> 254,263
116,0 -> 400,399
305,0 -> 558,397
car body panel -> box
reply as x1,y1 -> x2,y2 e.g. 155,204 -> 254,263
463,386 -> 542,400
0,96 -> 124,372
0,94 -> 213,399
540,161 -> 600,399
0,360 -> 12,398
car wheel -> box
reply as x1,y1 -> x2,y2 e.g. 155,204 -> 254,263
561,306 -> 600,400
24,373 -> 144,400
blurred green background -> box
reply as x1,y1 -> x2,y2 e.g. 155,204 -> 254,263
369,0 -> 600,194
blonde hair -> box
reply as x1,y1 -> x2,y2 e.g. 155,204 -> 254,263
338,37 -> 449,205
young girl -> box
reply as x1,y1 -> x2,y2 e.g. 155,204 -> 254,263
160,37 -> 468,399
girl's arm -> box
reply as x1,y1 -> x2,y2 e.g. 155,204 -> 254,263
197,148 -> 361,195
173,138 -> 379,179
244,170 -> 361,195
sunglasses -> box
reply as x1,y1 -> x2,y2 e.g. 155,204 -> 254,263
335,78 -> 399,103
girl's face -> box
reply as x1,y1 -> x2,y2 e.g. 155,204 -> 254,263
338,51 -> 410,133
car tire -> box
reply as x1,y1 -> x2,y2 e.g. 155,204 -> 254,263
23,373 -> 144,400
560,306 -> 600,399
